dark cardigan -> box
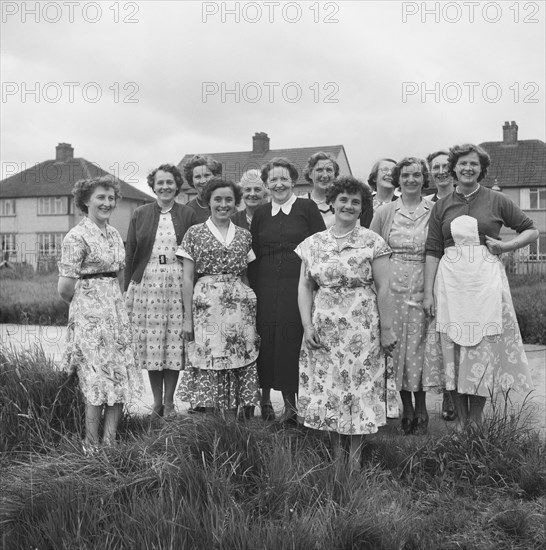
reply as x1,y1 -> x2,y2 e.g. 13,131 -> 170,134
124,201 -> 196,291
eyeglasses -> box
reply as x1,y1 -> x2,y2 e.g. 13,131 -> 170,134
379,167 -> 392,173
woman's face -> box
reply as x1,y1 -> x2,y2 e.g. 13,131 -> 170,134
429,154 -> 452,189
399,163 -> 424,198
332,192 -> 362,225
376,160 -> 395,191
310,159 -> 336,192
241,180 -> 267,209
209,186 -> 236,224
153,170 -> 177,203
193,165 -> 214,199
454,151 -> 481,186
267,166 -> 294,205
85,185 -> 116,225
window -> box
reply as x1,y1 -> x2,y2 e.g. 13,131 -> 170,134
1,233 -> 16,260
520,188 -> 546,210
37,196 -> 68,215
0,199 -> 16,216
38,233 -> 64,256
527,234 -> 546,262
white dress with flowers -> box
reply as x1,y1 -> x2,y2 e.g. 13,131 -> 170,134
296,227 -> 393,435
58,217 -> 143,406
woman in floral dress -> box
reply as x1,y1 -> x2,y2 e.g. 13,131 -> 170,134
125,164 -> 196,420
177,178 -> 260,413
423,143 -> 537,428
58,176 -> 143,451
297,176 -> 396,469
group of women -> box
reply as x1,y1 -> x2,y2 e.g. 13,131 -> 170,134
58,144 -> 537,465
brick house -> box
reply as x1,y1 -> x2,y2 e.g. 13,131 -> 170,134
176,132 -> 352,203
479,122 -> 546,265
0,143 -> 152,270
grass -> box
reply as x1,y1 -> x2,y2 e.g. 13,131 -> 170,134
1,346 -> 545,549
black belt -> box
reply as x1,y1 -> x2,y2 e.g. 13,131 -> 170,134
81,272 -> 117,280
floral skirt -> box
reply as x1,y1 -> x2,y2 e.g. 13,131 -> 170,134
62,278 -> 143,406
178,274 -> 261,409
423,269 -> 533,397
125,261 -> 185,371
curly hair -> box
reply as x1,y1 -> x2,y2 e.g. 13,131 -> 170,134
366,158 -> 397,191
303,151 -> 340,183
447,143 -> 491,182
326,175 -> 372,212
183,155 -> 223,188
147,164 -> 184,195
426,150 -> 449,166
201,177 -> 242,207
391,157 -> 430,189
72,176 -> 121,214
260,157 -> 299,184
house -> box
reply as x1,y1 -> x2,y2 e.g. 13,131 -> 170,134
0,143 -> 152,270
479,122 -> 546,265
177,132 -> 352,203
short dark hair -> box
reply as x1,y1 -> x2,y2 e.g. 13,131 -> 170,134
426,150 -> 449,166
448,143 -> 491,182
183,155 -> 223,188
260,157 -> 299,184
72,176 -> 121,214
147,164 -> 183,195
303,151 -> 340,183
326,175 -> 372,212
391,157 -> 430,189
202,177 -> 242,207
367,158 -> 397,191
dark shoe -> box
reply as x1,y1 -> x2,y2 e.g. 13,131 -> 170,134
261,403 -> 276,421
277,408 -> 298,427
412,416 -> 429,435
441,392 -> 457,421
238,405 -> 255,420
401,417 -> 413,435
188,406 -> 207,414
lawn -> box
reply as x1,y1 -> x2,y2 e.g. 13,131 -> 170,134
1,346 -> 545,549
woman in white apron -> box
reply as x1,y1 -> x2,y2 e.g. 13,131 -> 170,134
423,143 -> 537,429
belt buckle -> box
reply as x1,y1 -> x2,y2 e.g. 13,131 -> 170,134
159,255 -> 166,265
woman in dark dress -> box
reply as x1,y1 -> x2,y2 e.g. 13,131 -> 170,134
250,157 -> 326,423
183,155 -> 222,223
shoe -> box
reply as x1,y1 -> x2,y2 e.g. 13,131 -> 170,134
163,405 -> 177,420
261,403 -> 276,421
412,416 -> 429,435
243,405 -> 255,420
277,407 -> 298,427
401,417 -> 413,435
188,406 -> 207,414
441,392 -> 457,422
82,439 -> 100,456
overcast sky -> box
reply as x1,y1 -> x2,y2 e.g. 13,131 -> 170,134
1,0 -> 545,196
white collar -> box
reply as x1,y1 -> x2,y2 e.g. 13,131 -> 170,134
205,218 -> 236,246
271,193 -> 297,216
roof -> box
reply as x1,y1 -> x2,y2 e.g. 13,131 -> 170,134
0,157 -> 153,202
178,144 -> 349,189
478,139 -> 546,189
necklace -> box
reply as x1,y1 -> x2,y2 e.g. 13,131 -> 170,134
310,192 -> 326,205
330,225 -> 356,239
195,196 -> 208,209
159,203 -> 174,214
457,185 -> 480,199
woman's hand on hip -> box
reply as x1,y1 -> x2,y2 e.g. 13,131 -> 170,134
485,235 -> 504,256
303,325 -> 322,350
380,328 -> 397,357
423,293 -> 435,318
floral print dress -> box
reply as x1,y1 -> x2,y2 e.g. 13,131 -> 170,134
295,227 -> 393,435
58,217 -> 143,406
176,220 -> 261,409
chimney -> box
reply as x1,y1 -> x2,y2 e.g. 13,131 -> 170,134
252,132 -> 270,154
502,121 -> 518,145
56,142 -> 74,162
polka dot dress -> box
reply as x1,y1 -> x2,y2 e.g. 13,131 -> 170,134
387,202 -> 430,392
